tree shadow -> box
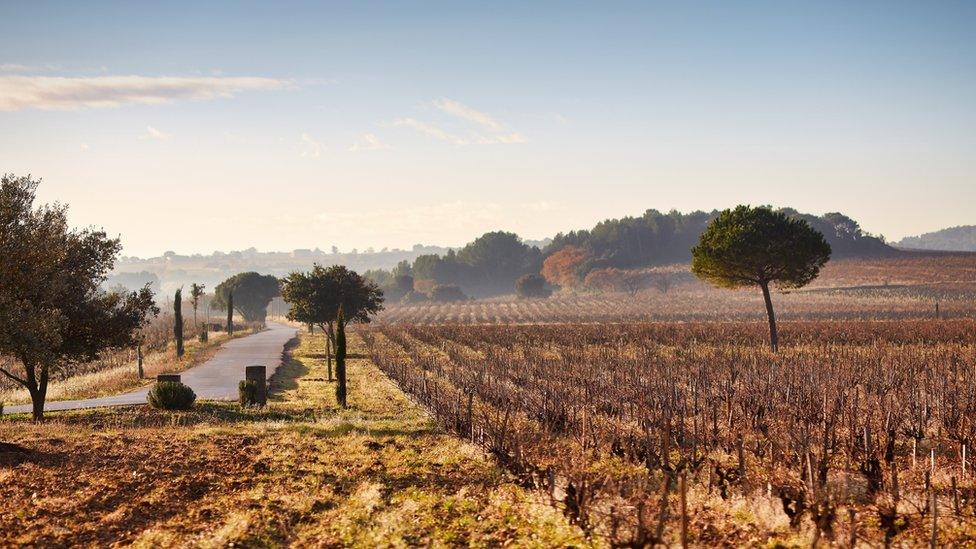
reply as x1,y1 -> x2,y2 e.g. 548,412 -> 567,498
269,355 -> 309,398
0,441 -> 62,467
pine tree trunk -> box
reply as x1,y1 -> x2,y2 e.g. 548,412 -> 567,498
760,281 -> 778,352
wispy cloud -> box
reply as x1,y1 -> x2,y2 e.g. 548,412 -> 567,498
140,125 -> 171,141
394,118 -> 468,145
300,133 -> 324,157
349,133 -> 390,151
476,132 -> 527,145
0,75 -> 289,112
397,98 -> 525,146
432,98 -> 500,130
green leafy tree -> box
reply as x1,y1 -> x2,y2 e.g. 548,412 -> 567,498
174,288 -> 184,357
0,174 -> 158,420
335,307 -> 347,408
515,274 -> 552,299
691,205 -> 831,351
212,272 -> 280,323
280,264 -> 383,379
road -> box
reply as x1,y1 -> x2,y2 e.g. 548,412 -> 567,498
2,322 -> 298,415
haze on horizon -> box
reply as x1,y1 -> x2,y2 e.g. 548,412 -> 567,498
1,1 -> 974,258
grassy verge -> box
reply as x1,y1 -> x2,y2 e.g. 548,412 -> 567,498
0,329 -> 254,406
0,330 -> 589,547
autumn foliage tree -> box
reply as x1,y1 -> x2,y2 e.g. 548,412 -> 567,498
541,245 -> 590,290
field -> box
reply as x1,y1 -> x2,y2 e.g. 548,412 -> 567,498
3,255 -> 976,546
378,254 -> 976,324
0,331 -> 586,546
363,319 -> 976,546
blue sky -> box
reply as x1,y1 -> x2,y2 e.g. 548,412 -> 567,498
1,1 -> 974,256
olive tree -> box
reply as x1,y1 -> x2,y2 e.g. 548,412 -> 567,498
0,175 -> 158,420
691,205 -> 831,351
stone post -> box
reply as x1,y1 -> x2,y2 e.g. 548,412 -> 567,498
245,365 -> 267,406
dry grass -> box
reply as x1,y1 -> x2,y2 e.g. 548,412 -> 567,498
0,330 -> 588,547
0,330 -> 252,406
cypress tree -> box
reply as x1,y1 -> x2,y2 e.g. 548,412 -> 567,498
335,306 -> 347,408
226,291 -> 234,334
174,288 -> 184,357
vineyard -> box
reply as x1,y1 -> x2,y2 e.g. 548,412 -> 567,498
362,319 -> 976,545
378,255 -> 976,324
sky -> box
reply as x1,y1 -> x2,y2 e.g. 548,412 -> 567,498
1,1 -> 974,257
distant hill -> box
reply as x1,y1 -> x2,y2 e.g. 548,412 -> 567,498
110,245 -> 451,294
896,225 -> 976,252
112,207 -> 898,298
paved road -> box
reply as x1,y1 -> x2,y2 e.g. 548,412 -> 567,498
2,322 -> 298,415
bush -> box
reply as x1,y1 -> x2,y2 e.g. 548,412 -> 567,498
147,381 -> 196,410
238,379 -> 259,407
430,285 -> 467,302
515,274 -> 552,299
401,290 -> 429,304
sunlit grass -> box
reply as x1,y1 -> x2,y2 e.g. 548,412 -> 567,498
0,330 -> 252,406
0,330 -> 589,547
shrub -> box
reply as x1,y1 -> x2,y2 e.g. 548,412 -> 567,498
238,379 -> 259,407
401,290 -> 429,304
430,285 -> 467,302
515,274 -> 552,298
147,381 -> 196,410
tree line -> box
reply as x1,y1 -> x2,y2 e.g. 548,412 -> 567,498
362,207 -> 889,302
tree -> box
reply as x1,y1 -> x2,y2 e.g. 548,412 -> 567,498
0,174 -> 158,420
541,245 -> 590,290
189,283 -> 205,327
174,288 -> 184,358
212,272 -> 280,323
430,285 -> 467,302
583,268 -> 648,296
392,259 -> 412,278
455,231 -> 542,294
515,274 -> 552,299
226,291 -> 234,334
280,264 -> 384,378
691,205 -> 831,351
335,307 -> 347,408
